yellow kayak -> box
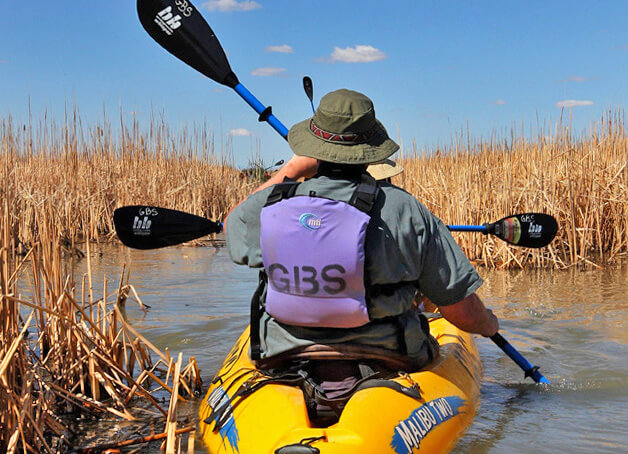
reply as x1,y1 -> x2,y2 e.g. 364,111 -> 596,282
199,316 -> 482,454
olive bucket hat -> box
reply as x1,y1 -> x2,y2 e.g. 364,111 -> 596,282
287,89 -> 399,164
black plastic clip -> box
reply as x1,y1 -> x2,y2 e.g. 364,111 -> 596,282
524,365 -> 540,379
259,106 -> 273,122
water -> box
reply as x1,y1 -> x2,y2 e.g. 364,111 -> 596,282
78,244 -> 628,453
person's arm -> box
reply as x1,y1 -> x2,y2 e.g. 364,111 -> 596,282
437,293 -> 499,337
225,155 -> 319,228
253,155 -> 319,193
412,204 -> 498,337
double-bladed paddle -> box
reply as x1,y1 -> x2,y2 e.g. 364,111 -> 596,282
114,206 -> 557,251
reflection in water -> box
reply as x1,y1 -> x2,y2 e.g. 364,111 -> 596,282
81,245 -> 628,453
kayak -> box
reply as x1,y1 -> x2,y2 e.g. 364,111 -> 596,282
199,316 -> 482,454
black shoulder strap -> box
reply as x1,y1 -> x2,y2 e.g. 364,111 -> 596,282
250,270 -> 267,361
264,179 -> 299,207
348,173 -> 379,214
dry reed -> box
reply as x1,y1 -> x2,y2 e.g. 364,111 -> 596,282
3,108 -> 627,268
0,201 -> 201,452
396,111 -> 628,269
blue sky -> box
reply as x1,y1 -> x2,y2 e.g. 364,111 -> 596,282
2,0 -> 628,167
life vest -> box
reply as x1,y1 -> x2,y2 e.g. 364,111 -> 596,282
259,173 -> 379,329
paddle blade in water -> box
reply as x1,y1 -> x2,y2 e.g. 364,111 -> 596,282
137,0 -> 239,88
113,206 -> 222,249
488,213 -> 558,248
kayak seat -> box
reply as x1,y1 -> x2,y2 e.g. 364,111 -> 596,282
253,344 -> 425,427
255,342 -> 422,372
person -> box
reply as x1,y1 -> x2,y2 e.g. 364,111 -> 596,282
225,88 -> 498,375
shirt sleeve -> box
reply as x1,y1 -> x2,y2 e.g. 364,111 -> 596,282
225,189 -> 271,268
415,210 -> 483,306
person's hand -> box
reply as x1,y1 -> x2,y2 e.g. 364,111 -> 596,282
480,308 -> 499,337
437,293 -> 500,338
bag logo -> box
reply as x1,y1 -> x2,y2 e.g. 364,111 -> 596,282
154,6 -> 182,35
299,213 -> 322,230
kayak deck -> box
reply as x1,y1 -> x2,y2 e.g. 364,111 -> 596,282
199,316 -> 482,454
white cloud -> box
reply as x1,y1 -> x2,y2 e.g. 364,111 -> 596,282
251,67 -> 286,77
266,45 -> 293,53
329,45 -> 386,63
229,128 -> 252,136
556,100 -> 594,108
202,0 -> 261,12
493,99 -> 507,105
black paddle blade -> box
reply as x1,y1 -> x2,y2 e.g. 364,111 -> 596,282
487,213 -> 558,248
303,76 -> 314,102
137,0 -> 239,88
113,206 -> 222,250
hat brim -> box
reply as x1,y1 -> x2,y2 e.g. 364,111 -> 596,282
287,118 -> 399,165
367,159 -> 404,180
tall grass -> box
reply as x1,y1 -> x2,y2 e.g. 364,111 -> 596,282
397,111 -> 628,268
2,110 -> 250,251
2,107 -> 627,269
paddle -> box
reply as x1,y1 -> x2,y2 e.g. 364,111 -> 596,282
136,0 -> 289,139
303,76 -> 315,114
114,206 -> 557,250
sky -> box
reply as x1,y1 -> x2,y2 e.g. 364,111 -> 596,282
2,0 -> 628,168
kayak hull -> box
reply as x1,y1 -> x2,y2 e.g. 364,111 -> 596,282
199,317 -> 482,454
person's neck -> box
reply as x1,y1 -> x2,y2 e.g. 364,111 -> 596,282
316,162 -> 367,179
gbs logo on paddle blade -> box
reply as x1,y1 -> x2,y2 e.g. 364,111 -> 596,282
299,213 -> 322,230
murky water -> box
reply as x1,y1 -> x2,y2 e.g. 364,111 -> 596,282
78,244 -> 628,453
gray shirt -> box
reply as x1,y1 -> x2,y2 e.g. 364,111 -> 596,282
226,175 -> 482,361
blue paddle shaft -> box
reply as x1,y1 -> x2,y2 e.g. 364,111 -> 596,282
448,225 -> 487,232
491,333 -> 550,384
234,83 -> 289,140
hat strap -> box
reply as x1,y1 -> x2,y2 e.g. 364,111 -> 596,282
309,119 -> 376,144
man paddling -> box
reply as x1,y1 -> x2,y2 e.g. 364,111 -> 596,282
225,88 -> 498,380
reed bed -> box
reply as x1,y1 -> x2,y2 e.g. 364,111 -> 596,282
1,110 -> 250,251
397,111 -> 628,269
2,108 -> 627,269
1,105 -> 627,451
0,202 -> 202,453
